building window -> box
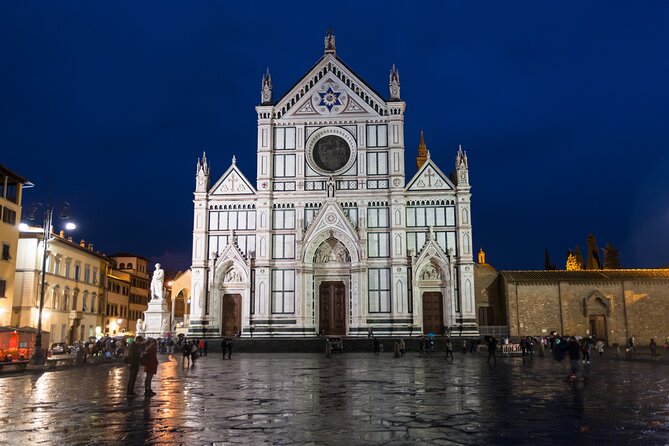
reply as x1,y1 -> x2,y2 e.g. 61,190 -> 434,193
367,232 -> 390,258
367,152 -> 388,175
272,234 -> 295,259
366,124 -> 388,148
342,205 -> 358,227
92,268 -> 98,284
0,279 -> 6,298
211,210 -> 256,230
271,269 -> 295,314
304,204 -> 321,228
274,127 -> 296,150
82,293 -> 88,312
1,243 -> 10,261
64,261 -> 71,279
406,206 -> 455,227
2,208 -> 16,225
5,180 -> 18,204
74,264 -> 81,281
84,266 -> 90,283
273,154 -> 296,177
368,268 -> 391,313
272,209 -> 295,230
367,207 -> 389,228
54,257 -> 61,275
63,290 -> 70,311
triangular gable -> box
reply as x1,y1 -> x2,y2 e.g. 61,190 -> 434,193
275,54 -> 387,120
414,235 -> 451,274
210,162 -> 256,196
302,200 -> 360,247
214,239 -> 249,279
406,158 -> 454,192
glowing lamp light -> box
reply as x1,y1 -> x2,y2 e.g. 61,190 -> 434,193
117,318 -> 123,325
65,222 -> 76,230
19,223 -> 29,231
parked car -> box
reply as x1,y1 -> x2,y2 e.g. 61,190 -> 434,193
49,342 -> 71,355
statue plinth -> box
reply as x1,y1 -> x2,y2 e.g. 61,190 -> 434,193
142,299 -> 171,339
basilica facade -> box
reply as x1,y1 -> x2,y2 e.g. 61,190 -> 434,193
188,33 -> 477,338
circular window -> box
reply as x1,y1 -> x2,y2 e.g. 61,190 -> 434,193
312,135 -> 351,172
306,127 -> 357,176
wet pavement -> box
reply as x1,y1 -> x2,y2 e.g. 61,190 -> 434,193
0,352 -> 667,445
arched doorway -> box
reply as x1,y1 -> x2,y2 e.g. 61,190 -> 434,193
417,262 -> 450,335
314,238 -> 350,336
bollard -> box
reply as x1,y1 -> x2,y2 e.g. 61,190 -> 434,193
394,341 -> 401,358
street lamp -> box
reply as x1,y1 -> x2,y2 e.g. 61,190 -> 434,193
26,202 -> 74,365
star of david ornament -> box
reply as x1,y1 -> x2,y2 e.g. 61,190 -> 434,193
318,86 -> 342,111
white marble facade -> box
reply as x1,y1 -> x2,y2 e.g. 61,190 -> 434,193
188,33 -> 477,338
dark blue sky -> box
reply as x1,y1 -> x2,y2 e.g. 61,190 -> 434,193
2,2 -> 668,271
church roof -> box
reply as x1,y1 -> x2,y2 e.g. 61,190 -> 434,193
500,269 -> 669,283
405,156 -> 455,192
274,54 -> 387,108
209,158 -> 256,196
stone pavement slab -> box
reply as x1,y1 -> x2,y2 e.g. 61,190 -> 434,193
0,353 -> 667,445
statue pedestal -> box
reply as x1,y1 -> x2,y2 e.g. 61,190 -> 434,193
143,299 -> 171,339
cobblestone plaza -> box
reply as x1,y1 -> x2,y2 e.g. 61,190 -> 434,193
0,353 -> 667,445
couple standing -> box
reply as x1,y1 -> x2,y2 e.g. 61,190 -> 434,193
127,336 -> 159,397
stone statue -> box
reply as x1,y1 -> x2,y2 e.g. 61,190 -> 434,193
136,319 -> 144,334
327,177 -> 335,198
151,263 -> 165,301
161,318 -> 168,333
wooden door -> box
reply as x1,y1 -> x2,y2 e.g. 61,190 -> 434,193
422,292 -> 443,334
319,281 -> 346,335
222,294 -> 242,337
589,315 -> 607,344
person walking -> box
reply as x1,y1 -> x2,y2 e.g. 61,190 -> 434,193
126,336 -> 145,396
567,336 -> 581,379
143,339 -> 159,397
581,337 -> 592,364
203,340 -> 208,357
649,338 -> 658,357
191,341 -> 199,365
225,338 -> 233,359
595,339 -> 605,358
182,340 -> 192,366
487,336 -> 498,363
445,338 -> 454,361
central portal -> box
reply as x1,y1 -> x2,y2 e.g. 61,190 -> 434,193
221,294 -> 242,337
422,292 -> 443,334
319,281 -> 346,335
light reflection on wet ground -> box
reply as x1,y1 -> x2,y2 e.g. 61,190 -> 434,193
0,353 -> 667,445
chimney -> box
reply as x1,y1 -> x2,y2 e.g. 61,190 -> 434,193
67,237 -> 73,242
88,243 -> 93,250
80,240 -> 85,247
59,230 -> 64,238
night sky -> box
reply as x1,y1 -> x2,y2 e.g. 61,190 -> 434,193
2,2 -> 668,271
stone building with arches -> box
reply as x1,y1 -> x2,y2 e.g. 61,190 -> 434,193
188,33 -> 477,338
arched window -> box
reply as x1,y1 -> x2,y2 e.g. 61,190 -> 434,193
119,263 -> 125,269
91,293 -> 97,313
63,289 -> 70,311
127,263 -> 133,269
82,291 -> 89,312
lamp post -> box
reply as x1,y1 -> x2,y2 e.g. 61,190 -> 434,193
27,202 -> 74,365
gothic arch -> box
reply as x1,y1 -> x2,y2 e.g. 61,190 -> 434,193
303,228 -> 361,264
584,291 -> 611,316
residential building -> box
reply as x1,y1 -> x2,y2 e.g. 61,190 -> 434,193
0,164 -> 31,326
110,254 -> 150,333
14,230 -> 108,344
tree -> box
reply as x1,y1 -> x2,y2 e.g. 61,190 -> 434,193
574,245 -> 584,269
602,243 -> 621,269
586,233 -> 602,269
566,250 -> 583,271
544,249 -> 557,270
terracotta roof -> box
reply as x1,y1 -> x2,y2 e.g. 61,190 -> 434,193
500,269 -> 669,283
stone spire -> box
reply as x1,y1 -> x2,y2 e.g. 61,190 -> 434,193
389,64 -> 400,100
416,130 -> 428,169
261,68 -> 272,105
195,151 -> 210,192
324,29 -> 336,54
456,144 -> 469,186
